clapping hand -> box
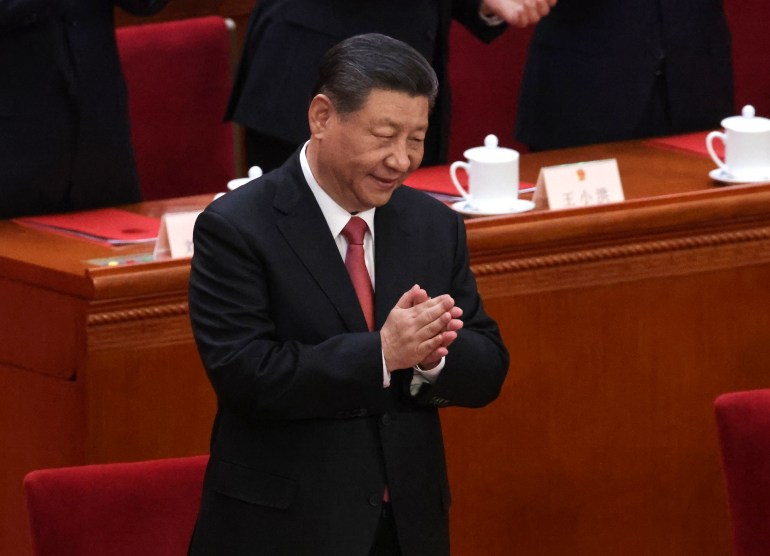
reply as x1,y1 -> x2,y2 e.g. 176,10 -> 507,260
481,0 -> 558,28
380,285 -> 463,372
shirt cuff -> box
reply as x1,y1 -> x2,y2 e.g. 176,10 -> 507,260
413,357 -> 445,383
479,9 -> 505,26
383,353 -> 446,391
382,350 -> 390,388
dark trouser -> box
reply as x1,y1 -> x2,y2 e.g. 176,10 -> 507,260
633,59 -> 673,141
369,503 -> 401,556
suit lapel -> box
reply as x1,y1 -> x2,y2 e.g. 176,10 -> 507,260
374,191 -> 422,387
373,191 -> 419,330
271,159 -> 422,334
273,159 -> 369,332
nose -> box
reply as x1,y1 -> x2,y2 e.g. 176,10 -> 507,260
385,139 -> 412,172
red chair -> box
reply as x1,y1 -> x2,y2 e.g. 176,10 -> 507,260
715,389 -> 770,556
447,23 -> 533,162
724,0 -> 770,117
117,16 -> 239,201
24,455 -> 208,556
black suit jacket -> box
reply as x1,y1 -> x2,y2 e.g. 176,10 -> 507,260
226,0 -> 505,165
516,0 -> 734,150
0,0 -> 167,218
188,153 -> 509,555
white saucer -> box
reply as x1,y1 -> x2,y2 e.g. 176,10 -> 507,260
451,199 -> 535,216
709,168 -> 770,184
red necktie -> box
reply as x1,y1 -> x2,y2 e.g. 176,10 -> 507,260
341,217 -> 375,331
341,217 -> 388,502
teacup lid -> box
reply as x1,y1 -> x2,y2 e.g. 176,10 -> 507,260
721,105 -> 770,133
227,165 -> 263,191
462,134 -> 518,163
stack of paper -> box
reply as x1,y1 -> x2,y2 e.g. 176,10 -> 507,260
14,208 -> 160,246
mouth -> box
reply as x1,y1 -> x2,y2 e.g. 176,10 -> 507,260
370,174 -> 403,189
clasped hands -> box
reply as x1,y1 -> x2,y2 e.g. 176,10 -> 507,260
481,0 -> 558,28
381,284 -> 464,373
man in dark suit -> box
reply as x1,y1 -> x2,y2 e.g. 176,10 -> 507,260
516,0 -> 734,150
0,0 -> 168,219
188,34 -> 509,555
227,0 -> 557,172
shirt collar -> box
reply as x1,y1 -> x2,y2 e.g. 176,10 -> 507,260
300,141 -> 375,239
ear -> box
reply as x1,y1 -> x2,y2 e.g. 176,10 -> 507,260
308,94 -> 335,138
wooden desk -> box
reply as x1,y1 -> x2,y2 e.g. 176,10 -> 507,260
0,197 -> 215,555
1,140 -> 768,554
448,139 -> 770,555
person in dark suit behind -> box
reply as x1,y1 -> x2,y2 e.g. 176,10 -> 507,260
188,33 -> 509,555
516,1 -> 734,151
227,0 -> 557,172
0,0 -> 168,219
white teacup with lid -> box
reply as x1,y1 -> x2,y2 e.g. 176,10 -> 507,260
450,134 -> 519,211
215,166 -> 263,200
228,165 -> 263,191
706,105 -> 770,181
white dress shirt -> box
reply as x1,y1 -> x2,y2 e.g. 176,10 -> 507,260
299,142 -> 444,391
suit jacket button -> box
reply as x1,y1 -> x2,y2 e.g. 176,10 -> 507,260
380,413 -> 392,426
368,492 -> 382,506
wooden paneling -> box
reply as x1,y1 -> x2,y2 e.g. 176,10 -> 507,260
0,197 -> 216,556
0,367 -> 83,556
444,152 -> 770,554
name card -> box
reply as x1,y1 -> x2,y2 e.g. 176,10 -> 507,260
533,159 -> 625,210
153,210 -> 201,259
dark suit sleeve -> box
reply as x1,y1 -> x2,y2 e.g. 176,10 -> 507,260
411,211 -> 509,409
0,0 -> 54,30
189,208 -> 391,424
0,0 -> 166,30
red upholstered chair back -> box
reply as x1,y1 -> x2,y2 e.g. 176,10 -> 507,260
714,389 -> 770,556
725,0 -> 770,118
23,455 -> 208,556
447,23 -> 533,162
116,17 -> 238,201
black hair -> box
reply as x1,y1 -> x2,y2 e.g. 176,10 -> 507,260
312,33 -> 438,115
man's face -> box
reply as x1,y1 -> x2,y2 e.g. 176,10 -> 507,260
309,89 -> 430,213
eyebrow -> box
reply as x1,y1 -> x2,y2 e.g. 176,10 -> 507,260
372,119 -> 427,133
